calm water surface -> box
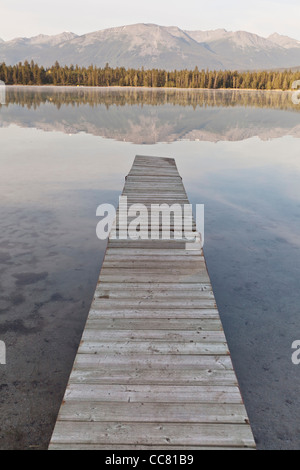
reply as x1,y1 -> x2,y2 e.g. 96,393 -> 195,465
0,86 -> 300,449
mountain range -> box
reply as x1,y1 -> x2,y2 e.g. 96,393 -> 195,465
1,24 -> 300,71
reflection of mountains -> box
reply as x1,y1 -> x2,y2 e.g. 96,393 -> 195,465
1,87 -> 300,143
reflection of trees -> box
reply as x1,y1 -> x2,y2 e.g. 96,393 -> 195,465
1,87 -> 299,112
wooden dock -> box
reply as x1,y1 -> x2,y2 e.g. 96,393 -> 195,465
49,155 -> 256,450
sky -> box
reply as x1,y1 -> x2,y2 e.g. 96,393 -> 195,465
0,0 -> 300,41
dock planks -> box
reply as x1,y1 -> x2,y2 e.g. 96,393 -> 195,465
49,155 -> 255,450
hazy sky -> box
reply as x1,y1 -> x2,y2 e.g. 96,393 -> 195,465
1,0 -> 300,41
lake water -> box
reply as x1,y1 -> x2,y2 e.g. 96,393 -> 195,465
0,86 -> 300,449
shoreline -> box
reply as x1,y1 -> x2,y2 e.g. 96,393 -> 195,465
4,84 -> 293,93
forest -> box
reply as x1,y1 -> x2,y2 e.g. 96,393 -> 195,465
0,60 -> 300,90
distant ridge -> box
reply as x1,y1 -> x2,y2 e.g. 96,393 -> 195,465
1,24 -> 300,71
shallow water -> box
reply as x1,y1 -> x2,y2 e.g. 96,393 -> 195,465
0,86 -> 300,449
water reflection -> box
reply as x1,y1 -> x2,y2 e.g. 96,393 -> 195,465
3,86 -> 300,110
1,86 -> 299,144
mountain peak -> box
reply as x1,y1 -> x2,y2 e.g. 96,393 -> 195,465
187,29 -> 278,50
29,31 -> 78,45
186,28 -> 229,43
268,32 -> 300,49
5,31 -> 78,46
226,30 -> 278,50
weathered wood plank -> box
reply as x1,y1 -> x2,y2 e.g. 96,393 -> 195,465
128,171 -> 182,177
63,384 -> 244,404
98,273 -> 211,283
73,353 -> 233,369
49,422 -> 255,447
96,281 -> 211,290
83,318 -> 222,330
49,444 -> 253,450
68,368 -> 238,386
88,308 -> 220,319
104,249 -> 201,256
57,402 -> 248,424
81,329 -> 226,343
91,299 -> 217,309
94,288 -> 214,299
77,341 -> 229,355
101,260 -> 206,269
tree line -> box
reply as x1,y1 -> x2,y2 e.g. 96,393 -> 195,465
0,60 -> 300,90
